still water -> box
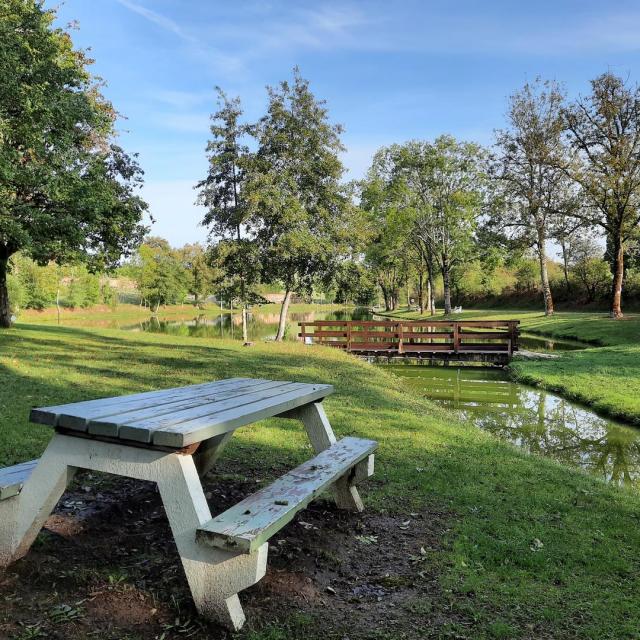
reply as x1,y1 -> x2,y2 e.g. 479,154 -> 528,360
388,365 -> 640,488
130,307 -> 373,342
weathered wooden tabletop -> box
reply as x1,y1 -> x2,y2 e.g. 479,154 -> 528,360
30,378 -> 333,448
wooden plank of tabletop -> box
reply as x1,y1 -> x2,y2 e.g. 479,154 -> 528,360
116,382 -> 316,445
150,383 -> 334,448
30,378 -> 261,429
86,380 -> 294,438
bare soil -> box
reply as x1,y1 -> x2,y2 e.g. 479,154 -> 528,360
0,470 -> 468,640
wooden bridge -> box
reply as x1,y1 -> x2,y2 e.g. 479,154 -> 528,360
298,319 -> 520,364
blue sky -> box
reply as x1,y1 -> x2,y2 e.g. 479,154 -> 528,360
52,0 -> 640,248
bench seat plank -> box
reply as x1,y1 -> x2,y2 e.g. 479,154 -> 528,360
196,437 -> 377,553
0,459 -> 38,500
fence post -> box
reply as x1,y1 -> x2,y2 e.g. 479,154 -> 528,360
397,322 -> 404,354
453,322 -> 459,353
346,322 -> 352,352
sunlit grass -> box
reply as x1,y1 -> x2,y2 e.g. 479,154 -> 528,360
2,323 -> 640,637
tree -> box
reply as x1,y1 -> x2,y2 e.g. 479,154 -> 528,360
564,72 -> 640,317
180,244 -> 212,307
493,79 -> 574,316
568,235 -> 610,303
401,136 -> 486,314
0,1 -> 148,327
245,68 -> 356,340
136,238 -> 189,310
208,238 -> 262,340
197,88 -> 255,339
360,150 -> 411,311
332,260 -> 377,306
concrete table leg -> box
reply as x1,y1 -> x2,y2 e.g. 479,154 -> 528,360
0,433 -> 266,630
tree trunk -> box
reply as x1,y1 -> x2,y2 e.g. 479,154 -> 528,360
610,234 -> 624,318
442,257 -> 452,315
427,255 -> 436,315
418,271 -> 424,315
242,305 -> 248,342
275,289 -> 292,341
560,239 -> 570,292
0,257 -> 11,328
536,225 -> 554,316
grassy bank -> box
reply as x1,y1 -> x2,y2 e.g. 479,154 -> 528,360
2,324 -> 640,638
381,307 -> 640,425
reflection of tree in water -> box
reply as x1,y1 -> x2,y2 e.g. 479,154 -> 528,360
136,308 -> 374,342
460,384 -> 640,488
393,367 -> 640,489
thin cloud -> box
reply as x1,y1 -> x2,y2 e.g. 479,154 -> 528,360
115,0 -> 192,42
114,0 -> 243,74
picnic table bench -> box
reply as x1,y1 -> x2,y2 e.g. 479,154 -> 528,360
0,378 -> 377,630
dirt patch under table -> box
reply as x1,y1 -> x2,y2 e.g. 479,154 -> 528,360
0,470 -> 465,640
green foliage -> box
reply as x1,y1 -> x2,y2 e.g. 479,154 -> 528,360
0,0 -> 148,326
11,255 -> 59,309
565,72 -> 640,316
514,258 -> 539,292
136,238 -> 189,309
246,68 -> 357,296
179,244 -> 213,305
6,273 -> 25,314
332,260 -> 377,305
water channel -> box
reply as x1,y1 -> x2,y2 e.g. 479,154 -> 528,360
129,307 -> 639,488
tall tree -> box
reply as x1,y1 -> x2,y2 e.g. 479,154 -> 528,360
246,68 -> 355,340
179,243 -> 212,307
564,72 -> 640,317
0,0 -> 148,327
401,137 -> 486,315
360,148 -> 411,311
197,87 -> 254,338
493,79 -> 573,316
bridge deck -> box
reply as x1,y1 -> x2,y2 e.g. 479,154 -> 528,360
299,319 -> 519,363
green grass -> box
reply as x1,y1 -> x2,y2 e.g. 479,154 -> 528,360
382,307 -> 640,424
3,323 -> 640,637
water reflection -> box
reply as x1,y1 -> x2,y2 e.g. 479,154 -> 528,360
133,307 -> 373,342
388,366 -> 640,488
518,333 -> 587,352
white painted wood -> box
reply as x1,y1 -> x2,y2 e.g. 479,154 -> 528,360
87,380 -> 290,438
196,437 -> 378,553
149,384 -> 333,447
285,402 -> 366,511
0,460 -> 38,501
118,383 -> 310,442
30,377 -> 260,429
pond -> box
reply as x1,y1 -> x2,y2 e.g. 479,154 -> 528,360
129,307 -> 373,342
387,365 -> 640,488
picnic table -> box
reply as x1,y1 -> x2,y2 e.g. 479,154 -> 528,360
0,378 -> 377,630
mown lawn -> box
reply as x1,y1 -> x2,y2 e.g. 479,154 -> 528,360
382,307 -> 640,424
2,324 -> 640,638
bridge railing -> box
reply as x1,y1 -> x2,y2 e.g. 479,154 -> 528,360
298,319 -> 520,356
